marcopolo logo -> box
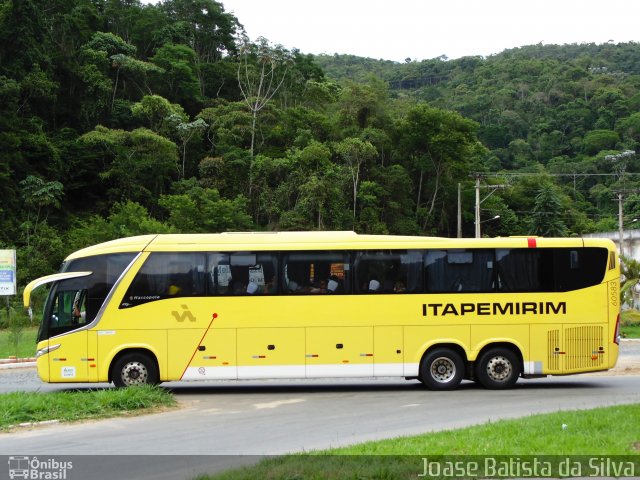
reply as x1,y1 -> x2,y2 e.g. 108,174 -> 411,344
7,456 -> 73,479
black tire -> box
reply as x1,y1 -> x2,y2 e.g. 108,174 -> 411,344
475,348 -> 520,389
112,352 -> 158,388
419,348 -> 465,390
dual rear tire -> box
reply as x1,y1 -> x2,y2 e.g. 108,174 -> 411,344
419,347 -> 520,390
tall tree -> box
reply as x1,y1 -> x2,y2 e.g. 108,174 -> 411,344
335,137 -> 377,226
237,37 -> 292,159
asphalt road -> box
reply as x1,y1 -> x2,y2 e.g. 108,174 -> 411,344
0,342 -> 638,480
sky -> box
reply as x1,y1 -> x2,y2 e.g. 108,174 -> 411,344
218,0 -> 640,62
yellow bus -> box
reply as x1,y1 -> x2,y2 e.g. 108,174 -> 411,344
23,231 -> 620,390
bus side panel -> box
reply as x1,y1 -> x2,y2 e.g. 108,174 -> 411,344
167,328 -> 206,380
179,328 -> 237,380
306,326 -> 374,377
373,326 -> 404,377
403,325 -> 470,377
97,330 -> 167,382
237,328 -> 305,379
469,324 -> 529,362
48,330 -> 88,382
88,330 -> 99,382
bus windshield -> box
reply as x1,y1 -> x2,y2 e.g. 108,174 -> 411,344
38,253 -> 136,341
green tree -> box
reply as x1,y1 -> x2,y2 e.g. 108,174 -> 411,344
334,137 -> 377,226
397,105 -> 480,230
528,183 -> 569,236
19,175 -> 64,247
80,126 -> 179,207
151,43 -> 201,109
159,181 -> 252,232
237,37 -> 292,158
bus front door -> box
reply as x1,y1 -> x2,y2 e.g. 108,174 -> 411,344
46,289 -> 89,382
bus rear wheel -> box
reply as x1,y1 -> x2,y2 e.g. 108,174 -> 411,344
112,353 -> 158,388
475,348 -> 520,389
419,348 -> 464,390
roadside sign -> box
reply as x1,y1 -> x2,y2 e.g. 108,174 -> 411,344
0,250 -> 16,296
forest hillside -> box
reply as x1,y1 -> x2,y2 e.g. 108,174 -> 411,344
2,0 -> 640,286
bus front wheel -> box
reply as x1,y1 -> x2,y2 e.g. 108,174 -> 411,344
419,348 -> 464,390
112,353 -> 158,388
475,348 -> 520,389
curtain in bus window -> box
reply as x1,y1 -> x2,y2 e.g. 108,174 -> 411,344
425,249 -> 494,293
496,249 -> 541,291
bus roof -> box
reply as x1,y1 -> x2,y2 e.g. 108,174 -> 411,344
64,231 -> 616,260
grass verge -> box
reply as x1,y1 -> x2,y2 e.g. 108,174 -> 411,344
0,385 -> 175,431
0,327 -> 38,359
621,309 -> 640,339
200,403 -> 640,479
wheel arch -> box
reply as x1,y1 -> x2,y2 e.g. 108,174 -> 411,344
476,341 -> 524,374
108,347 -> 160,384
420,342 -> 469,365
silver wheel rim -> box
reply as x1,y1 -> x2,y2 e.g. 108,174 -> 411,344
485,355 -> 512,382
120,361 -> 149,386
430,356 -> 456,383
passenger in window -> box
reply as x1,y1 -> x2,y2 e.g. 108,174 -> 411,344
72,292 -> 87,324
368,279 -> 381,293
310,280 -> 328,294
287,280 -> 300,293
327,279 -> 339,294
263,276 -> 277,294
393,281 -> 407,293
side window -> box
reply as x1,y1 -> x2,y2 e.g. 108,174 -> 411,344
121,253 -> 206,307
554,247 -> 607,291
496,249 -> 552,292
283,252 -> 350,294
50,288 -> 88,329
497,248 -> 607,292
355,250 -> 423,293
224,252 -> 278,295
425,249 -> 494,293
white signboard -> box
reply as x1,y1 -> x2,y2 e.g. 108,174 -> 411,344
0,250 -> 17,296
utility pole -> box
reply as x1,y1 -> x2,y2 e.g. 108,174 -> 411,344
457,183 -> 462,238
618,192 -> 624,257
474,176 -> 480,238
472,174 -> 507,238
605,150 -> 635,257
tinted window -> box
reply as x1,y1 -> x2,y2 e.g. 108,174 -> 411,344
496,249 -> 553,292
222,252 -> 278,295
283,251 -> 350,294
355,250 -> 422,293
425,249 -> 494,293
497,247 -> 607,292
121,252 -> 207,307
554,248 -> 607,291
